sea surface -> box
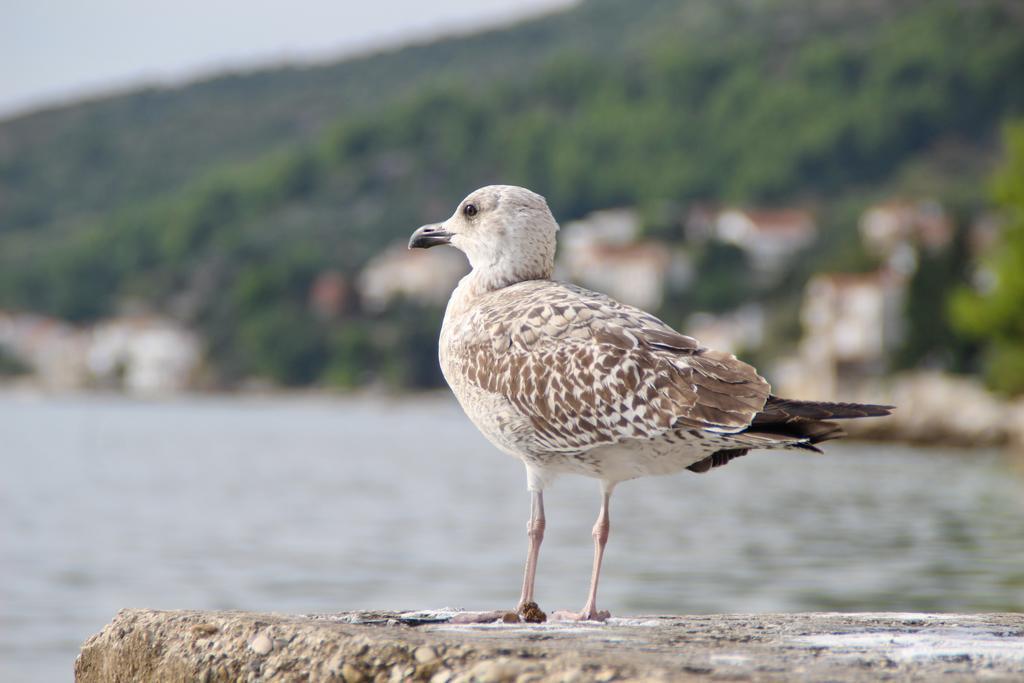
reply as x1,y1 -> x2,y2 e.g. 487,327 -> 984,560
2,391 -> 1023,681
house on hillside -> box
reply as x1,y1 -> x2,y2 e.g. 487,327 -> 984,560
859,199 -> 953,260
0,312 -> 201,393
308,270 -> 350,320
87,317 -> 202,394
561,208 -> 642,250
685,205 -> 817,277
558,208 -> 691,310
0,312 -> 88,390
560,242 -> 692,311
685,305 -> 765,356
775,270 -> 906,399
715,208 -> 817,275
357,241 -> 468,312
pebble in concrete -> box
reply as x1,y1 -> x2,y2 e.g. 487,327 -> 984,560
249,633 -> 273,656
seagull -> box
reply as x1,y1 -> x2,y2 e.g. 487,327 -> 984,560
409,185 -> 892,622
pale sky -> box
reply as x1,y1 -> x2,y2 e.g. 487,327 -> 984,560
1,0 -> 576,118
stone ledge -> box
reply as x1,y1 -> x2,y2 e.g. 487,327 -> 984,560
75,609 -> 1024,682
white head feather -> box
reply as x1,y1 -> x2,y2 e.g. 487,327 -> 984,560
439,185 -> 559,289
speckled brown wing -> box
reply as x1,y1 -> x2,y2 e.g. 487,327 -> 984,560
451,280 -> 770,455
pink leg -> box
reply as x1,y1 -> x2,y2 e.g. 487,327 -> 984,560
580,491 -> 612,620
553,490 -> 612,622
516,490 -> 545,611
451,491 -> 547,625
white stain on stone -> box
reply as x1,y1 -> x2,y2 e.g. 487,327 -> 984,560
798,628 -> 1024,662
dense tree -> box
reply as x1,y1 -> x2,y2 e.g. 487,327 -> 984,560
687,243 -> 754,314
896,224 -> 975,372
951,122 -> 1024,395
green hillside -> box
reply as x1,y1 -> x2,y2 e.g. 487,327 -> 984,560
1,0 -> 1022,388
0,0 -> 678,240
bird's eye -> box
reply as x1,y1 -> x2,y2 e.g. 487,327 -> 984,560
463,203 -> 478,218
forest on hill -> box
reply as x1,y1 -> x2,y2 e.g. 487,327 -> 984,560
0,0 -> 674,239
1,0 -> 1022,389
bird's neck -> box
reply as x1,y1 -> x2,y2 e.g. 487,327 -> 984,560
465,249 -> 555,291
470,262 -> 553,293
444,267 -> 548,321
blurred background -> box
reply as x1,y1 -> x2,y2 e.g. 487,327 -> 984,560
2,0 -> 1024,680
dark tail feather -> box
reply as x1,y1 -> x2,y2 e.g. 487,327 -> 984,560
752,395 -> 894,424
687,395 -> 893,474
745,394 -> 893,448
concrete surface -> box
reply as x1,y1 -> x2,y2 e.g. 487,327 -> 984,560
75,608 -> 1024,682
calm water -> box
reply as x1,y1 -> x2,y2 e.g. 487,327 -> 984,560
2,391 -> 1023,681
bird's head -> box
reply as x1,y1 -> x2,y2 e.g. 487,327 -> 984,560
409,185 -> 558,288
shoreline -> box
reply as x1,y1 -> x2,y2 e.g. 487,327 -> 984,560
4,370 -> 1023,455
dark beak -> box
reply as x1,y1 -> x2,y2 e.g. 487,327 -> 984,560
409,224 -> 453,249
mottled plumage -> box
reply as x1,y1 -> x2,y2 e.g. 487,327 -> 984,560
440,278 -> 785,484
410,185 -> 892,621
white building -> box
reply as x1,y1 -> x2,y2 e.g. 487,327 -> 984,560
714,208 -> 817,275
859,199 -> 953,260
564,242 -> 691,311
558,208 -> 691,311
0,311 -> 202,393
0,312 -> 88,390
87,318 -> 202,394
561,208 -> 642,251
782,270 -> 906,399
357,241 -> 468,312
685,305 -> 765,356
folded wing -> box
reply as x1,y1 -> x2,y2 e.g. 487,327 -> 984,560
456,281 -> 771,454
